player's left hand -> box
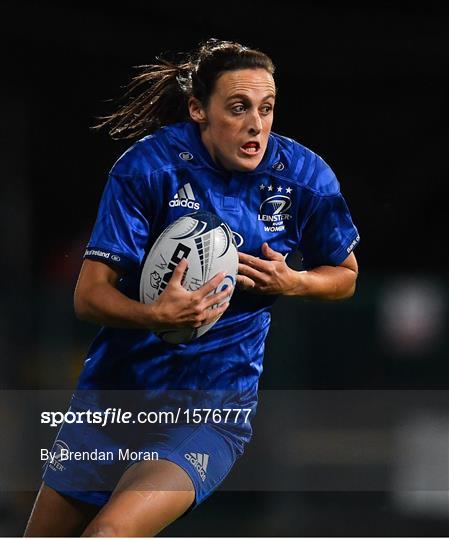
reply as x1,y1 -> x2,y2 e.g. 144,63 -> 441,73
237,243 -> 300,295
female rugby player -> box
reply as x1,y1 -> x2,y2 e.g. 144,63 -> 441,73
25,38 -> 359,537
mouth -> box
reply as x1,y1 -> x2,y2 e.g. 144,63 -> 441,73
239,141 -> 261,156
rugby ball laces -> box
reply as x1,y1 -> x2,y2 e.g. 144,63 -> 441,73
140,211 -> 238,344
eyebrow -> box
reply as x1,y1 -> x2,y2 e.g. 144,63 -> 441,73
226,93 -> 276,102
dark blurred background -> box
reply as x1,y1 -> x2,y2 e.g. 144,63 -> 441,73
0,1 -> 447,536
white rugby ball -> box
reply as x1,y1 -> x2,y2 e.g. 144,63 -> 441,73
140,211 -> 238,344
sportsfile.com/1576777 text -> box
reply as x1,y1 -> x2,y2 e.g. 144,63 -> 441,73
41,408 -> 252,427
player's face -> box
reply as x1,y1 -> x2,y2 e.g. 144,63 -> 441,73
191,68 -> 276,172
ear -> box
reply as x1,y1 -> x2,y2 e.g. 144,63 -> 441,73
188,97 -> 208,124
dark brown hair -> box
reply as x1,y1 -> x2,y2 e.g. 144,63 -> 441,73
94,38 -> 275,140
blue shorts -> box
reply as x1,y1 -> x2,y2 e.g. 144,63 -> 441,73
42,394 -> 251,509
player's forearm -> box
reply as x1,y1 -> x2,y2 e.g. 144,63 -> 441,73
287,265 -> 358,300
74,282 -> 156,329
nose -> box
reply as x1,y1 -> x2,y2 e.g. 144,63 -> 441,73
247,109 -> 262,135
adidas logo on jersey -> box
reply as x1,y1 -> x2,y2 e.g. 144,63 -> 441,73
184,452 -> 209,481
169,183 -> 200,210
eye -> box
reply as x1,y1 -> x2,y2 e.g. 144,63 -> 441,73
261,105 -> 273,115
231,104 -> 246,114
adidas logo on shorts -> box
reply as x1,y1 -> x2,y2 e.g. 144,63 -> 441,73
184,452 -> 209,481
169,183 -> 200,210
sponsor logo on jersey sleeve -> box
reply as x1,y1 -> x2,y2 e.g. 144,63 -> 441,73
84,249 -> 121,263
346,234 -> 360,253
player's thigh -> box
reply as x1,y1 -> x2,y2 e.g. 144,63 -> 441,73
81,459 -> 195,537
24,483 -> 100,537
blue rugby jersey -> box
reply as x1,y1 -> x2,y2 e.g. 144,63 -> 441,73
79,121 -> 359,393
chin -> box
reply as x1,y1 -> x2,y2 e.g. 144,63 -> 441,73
236,164 -> 258,173
233,157 -> 263,172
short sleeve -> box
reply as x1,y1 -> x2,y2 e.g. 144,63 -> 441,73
84,172 -> 151,272
296,153 -> 360,269
298,192 -> 360,269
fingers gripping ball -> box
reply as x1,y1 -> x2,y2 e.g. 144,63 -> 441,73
140,212 -> 238,344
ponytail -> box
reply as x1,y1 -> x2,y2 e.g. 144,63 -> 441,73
93,59 -> 193,140
94,39 -> 274,140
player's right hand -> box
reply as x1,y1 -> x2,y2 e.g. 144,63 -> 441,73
148,259 -> 232,330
